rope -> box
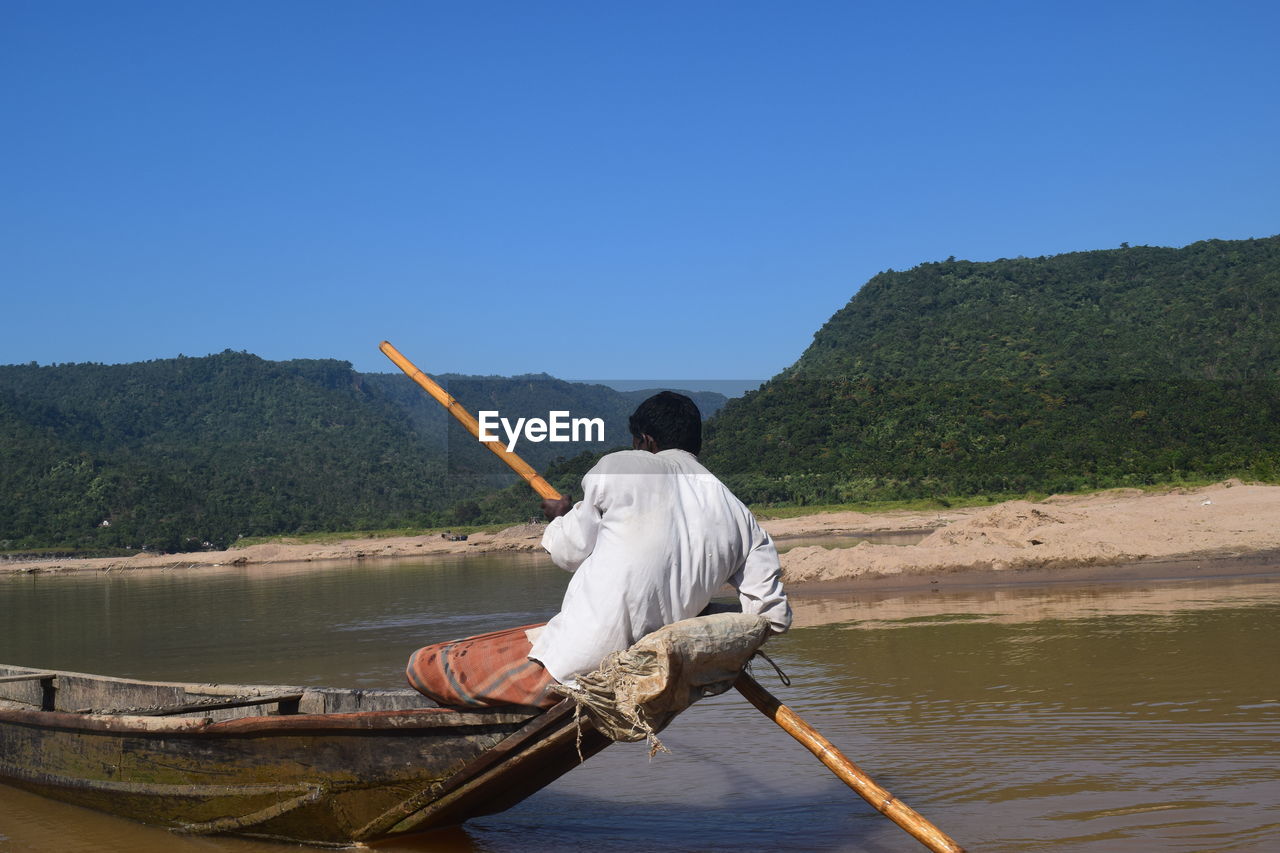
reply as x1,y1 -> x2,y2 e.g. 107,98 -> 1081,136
753,649 -> 791,687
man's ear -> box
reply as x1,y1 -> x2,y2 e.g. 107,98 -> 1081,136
634,433 -> 659,453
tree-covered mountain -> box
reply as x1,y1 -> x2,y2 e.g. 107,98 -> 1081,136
0,353 -> 724,553
362,372 -> 725,482
703,235 -> 1280,504
8,234 -> 1277,551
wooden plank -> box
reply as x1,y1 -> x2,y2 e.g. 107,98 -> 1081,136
0,672 -> 58,712
394,709 -> 610,834
136,692 -> 305,717
350,703 -> 583,841
415,702 -> 576,795
0,673 -> 56,684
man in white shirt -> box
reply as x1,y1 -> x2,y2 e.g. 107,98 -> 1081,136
407,391 -> 790,708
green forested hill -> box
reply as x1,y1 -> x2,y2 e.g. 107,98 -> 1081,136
0,354 -> 446,552
8,235 -> 1277,550
0,352 -> 725,553
362,372 -> 725,481
703,236 -> 1280,503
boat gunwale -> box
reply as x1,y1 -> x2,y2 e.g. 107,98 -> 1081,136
0,664 -> 542,735
0,704 -> 542,735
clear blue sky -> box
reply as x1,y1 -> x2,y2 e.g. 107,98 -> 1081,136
3,1 -> 1277,383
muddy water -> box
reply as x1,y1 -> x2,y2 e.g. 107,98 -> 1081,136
1,555 -> 1277,852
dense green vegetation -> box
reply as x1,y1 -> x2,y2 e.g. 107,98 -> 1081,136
362,372 -> 724,483
703,236 -> 1280,504
0,353 -> 723,553
0,354 -> 442,552
6,235 -> 1278,552
438,449 -> 628,526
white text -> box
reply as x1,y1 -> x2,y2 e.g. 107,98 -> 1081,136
477,410 -> 605,452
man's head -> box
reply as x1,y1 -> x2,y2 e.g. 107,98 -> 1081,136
628,391 -> 702,455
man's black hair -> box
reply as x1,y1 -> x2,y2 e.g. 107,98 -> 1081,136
629,391 -> 702,455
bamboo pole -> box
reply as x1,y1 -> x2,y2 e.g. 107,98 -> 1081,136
379,341 -> 563,501
380,340 -> 963,851
734,673 -> 965,853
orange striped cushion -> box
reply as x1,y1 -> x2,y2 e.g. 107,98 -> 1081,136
406,623 -> 558,709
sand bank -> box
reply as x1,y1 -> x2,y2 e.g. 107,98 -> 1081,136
779,479 -> 1280,585
4,480 -> 1278,584
0,523 -> 554,576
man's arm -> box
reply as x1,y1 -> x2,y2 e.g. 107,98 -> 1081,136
728,527 -> 792,633
539,475 -> 605,572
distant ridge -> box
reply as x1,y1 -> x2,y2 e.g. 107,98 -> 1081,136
6,234 -> 1277,550
703,235 -> 1280,504
0,353 -> 725,552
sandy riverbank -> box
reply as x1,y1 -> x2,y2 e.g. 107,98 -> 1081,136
0,523 -> 557,576
778,479 -> 1280,585
4,480 -> 1278,584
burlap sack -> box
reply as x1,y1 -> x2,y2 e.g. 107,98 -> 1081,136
551,612 -> 773,754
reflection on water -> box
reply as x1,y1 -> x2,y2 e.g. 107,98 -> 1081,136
0,554 -> 566,687
790,577 -> 1280,629
1,557 -> 1277,851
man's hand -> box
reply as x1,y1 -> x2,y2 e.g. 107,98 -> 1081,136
541,497 -> 572,522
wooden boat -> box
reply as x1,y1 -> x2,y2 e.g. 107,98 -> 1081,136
0,663 -> 610,846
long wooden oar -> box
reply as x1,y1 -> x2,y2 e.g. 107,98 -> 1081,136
379,340 -> 965,853
379,341 -> 561,500
735,673 -> 964,852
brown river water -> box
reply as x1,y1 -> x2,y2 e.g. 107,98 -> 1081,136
1,552 -> 1277,852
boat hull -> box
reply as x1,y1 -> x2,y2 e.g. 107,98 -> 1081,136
0,665 -> 608,845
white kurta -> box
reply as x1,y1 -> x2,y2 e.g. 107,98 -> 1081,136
528,448 -> 791,684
